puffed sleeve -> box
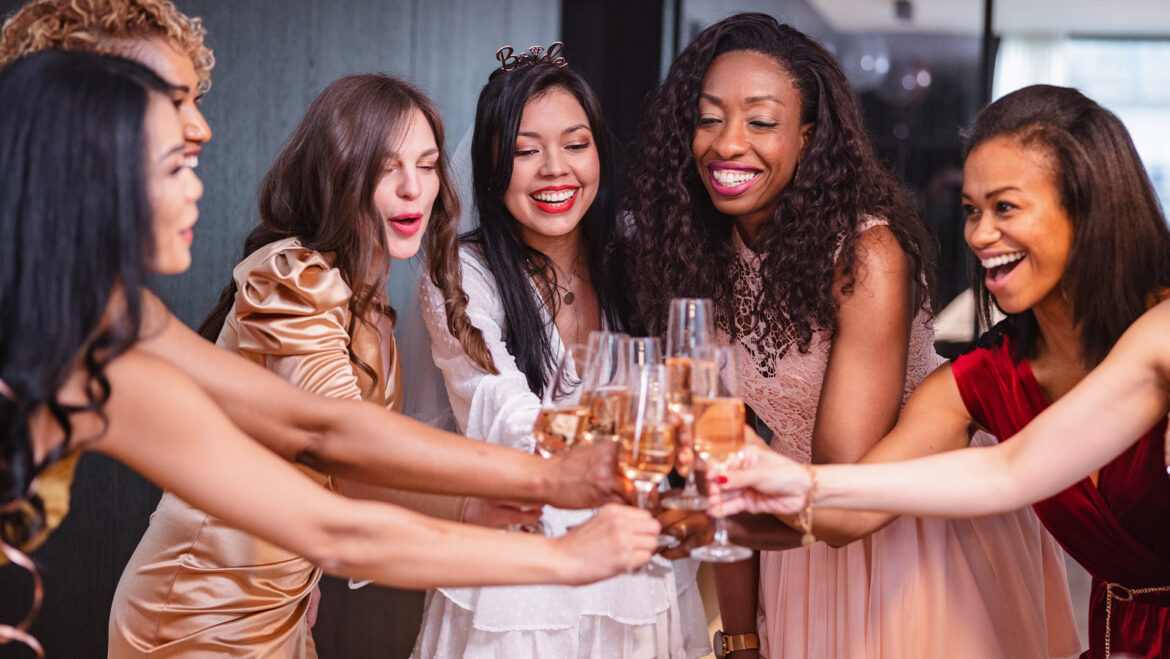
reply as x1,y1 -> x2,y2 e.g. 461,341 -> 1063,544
419,248 -> 541,450
234,241 -> 467,522
232,243 -> 362,401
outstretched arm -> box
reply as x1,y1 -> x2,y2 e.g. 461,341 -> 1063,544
808,363 -> 974,545
81,349 -> 658,589
134,291 -> 620,509
716,299 -> 1170,518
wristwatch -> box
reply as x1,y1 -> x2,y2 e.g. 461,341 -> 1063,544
713,629 -> 760,657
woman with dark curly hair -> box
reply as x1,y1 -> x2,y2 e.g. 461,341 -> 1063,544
413,51 -> 708,658
625,14 -> 1078,658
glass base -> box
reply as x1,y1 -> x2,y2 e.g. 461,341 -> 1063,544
691,542 -> 752,563
657,533 -> 680,549
659,490 -> 708,510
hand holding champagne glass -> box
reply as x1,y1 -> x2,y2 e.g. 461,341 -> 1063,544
661,298 -> 715,510
689,345 -> 752,562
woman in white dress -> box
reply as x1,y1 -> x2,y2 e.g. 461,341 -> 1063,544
413,47 -> 709,658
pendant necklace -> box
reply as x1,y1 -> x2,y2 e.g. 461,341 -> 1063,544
553,256 -> 579,306
557,273 -> 576,305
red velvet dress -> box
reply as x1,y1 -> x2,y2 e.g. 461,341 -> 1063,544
953,328 -> 1170,658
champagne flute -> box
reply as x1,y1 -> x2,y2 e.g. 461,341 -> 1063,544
580,331 -> 628,443
620,336 -> 663,377
689,345 -> 752,562
618,363 -> 678,552
661,298 -> 715,510
533,344 -> 591,458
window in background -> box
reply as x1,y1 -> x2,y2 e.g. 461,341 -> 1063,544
993,36 -> 1170,208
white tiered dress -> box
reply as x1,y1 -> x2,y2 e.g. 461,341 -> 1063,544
412,245 -> 709,659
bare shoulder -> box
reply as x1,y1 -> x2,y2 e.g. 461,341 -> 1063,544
853,223 -> 911,278
833,223 -> 915,321
100,348 -> 211,420
51,347 -> 209,460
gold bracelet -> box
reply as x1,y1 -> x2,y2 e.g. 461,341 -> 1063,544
796,464 -> 818,547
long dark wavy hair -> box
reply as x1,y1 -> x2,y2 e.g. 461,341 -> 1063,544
966,84 -> 1170,367
199,74 -> 493,384
625,13 -> 935,355
465,61 -> 623,396
0,51 -> 172,546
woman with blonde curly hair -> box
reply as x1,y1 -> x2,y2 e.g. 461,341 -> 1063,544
1,0 -> 213,167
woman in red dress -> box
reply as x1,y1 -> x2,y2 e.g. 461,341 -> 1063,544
714,84 -> 1170,658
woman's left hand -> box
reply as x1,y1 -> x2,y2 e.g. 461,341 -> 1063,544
708,443 -> 811,517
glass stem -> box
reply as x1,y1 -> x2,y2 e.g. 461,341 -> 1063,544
635,481 -> 655,510
682,470 -> 700,495
712,505 -> 731,546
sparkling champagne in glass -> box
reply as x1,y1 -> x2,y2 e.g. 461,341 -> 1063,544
689,345 -> 752,562
618,363 -> 679,552
533,345 -> 591,458
661,298 -> 715,510
580,331 -> 629,443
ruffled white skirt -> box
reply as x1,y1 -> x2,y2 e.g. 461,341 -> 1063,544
411,507 -> 709,659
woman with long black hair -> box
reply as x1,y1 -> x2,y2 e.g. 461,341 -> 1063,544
414,49 -> 708,658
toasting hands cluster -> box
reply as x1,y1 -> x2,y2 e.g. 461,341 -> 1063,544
527,299 -> 752,562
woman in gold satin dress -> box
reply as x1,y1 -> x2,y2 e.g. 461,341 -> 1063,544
108,73 -> 548,656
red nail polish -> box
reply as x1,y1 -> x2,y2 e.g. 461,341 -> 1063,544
715,475 -> 728,485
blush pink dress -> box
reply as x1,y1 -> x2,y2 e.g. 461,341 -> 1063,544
725,222 -> 1082,658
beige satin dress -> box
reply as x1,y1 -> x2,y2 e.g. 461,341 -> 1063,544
108,238 -> 463,657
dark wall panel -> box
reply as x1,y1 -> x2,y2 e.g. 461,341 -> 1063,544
0,1 -> 556,657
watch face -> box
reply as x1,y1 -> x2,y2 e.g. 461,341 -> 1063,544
712,630 -> 725,655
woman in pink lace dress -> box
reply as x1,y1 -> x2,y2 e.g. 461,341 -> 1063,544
624,13 -> 1079,658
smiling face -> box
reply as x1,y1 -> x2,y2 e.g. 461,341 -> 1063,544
502,86 -> 600,246
145,93 -> 204,274
130,37 -> 212,168
963,135 -> 1074,316
692,50 -> 813,234
373,107 -> 440,260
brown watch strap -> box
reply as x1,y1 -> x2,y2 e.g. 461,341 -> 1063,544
722,631 -> 760,655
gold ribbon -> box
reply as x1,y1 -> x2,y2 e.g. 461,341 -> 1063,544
0,540 -> 45,658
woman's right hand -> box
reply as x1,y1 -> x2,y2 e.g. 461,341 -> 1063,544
709,443 -> 812,517
553,503 -> 660,583
541,438 -> 628,509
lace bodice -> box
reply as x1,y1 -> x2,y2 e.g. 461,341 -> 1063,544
721,221 -> 944,463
